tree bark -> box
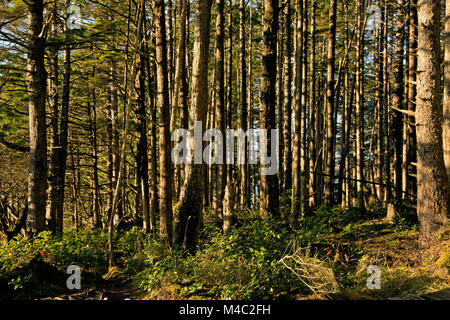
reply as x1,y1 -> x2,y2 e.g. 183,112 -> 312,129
407,0 -> 417,198
387,0 -> 405,221
324,0 -> 336,206
259,0 -> 280,219
26,0 -> 48,237
444,0 -> 450,183
173,0 -> 213,248
46,10 -> 59,233
283,0 -> 292,192
239,0 -> 249,209
292,0 -> 303,222
416,0 -> 450,244
214,0 -> 226,220
136,3 -> 150,233
308,0 -> 316,207
355,0 -> 365,209
88,76 -> 101,229
300,0 -> 308,214
155,0 -> 174,241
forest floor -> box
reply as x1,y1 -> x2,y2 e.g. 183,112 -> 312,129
1,204 -> 449,300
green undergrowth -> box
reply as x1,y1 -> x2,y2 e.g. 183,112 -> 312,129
1,201 -> 448,300
0,230 -> 109,299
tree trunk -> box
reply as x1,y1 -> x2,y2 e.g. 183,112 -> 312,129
407,0 -> 417,199
259,0 -> 280,219
136,3 -> 150,233
283,0 -> 292,192
239,0 -> 249,209
46,10 -> 59,233
416,0 -> 450,244
443,0 -> 450,183
173,0 -> 189,201
88,78 -> 101,229
375,3 -> 385,202
26,0 -> 48,237
383,3 -> 391,204
155,0 -> 174,241
173,0 -> 213,248
387,0 -> 405,221
355,0 -> 365,209
308,0 -> 316,207
300,0 -> 308,214
223,0 -> 234,229
292,0 -> 303,223
324,0 -> 336,206
214,0 -> 226,220
145,11 -> 159,233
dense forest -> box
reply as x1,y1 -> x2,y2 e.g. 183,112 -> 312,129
0,0 -> 449,301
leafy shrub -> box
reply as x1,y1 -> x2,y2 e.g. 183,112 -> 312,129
0,229 -> 109,297
116,227 -> 151,273
137,219 -> 319,299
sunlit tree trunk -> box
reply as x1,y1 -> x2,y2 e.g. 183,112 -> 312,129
260,0 -> 280,219
324,0 -> 336,206
283,0 -> 292,193
355,0 -> 365,209
155,0 -> 174,241
416,0 -> 450,244
443,0 -> 450,183
239,0 -> 249,208
26,0 -> 48,237
174,0 -> 213,248
308,0 -> 316,207
292,0 -> 303,223
213,0 -> 226,220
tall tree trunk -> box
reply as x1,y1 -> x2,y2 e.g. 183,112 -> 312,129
300,0 -> 308,214
308,0 -> 316,207
214,0 -> 226,220
88,76 -> 101,229
26,0 -> 47,237
46,8 -> 59,233
387,0 -> 405,221
292,0 -> 303,223
173,0 -> 189,200
147,58 -> 159,233
239,0 -> 249,209
324,0 -> 336,206
407,0 -> 417,198
173,0 -> 213,248
443,0 -> 450,183
223,0 -> 234,231
339,0 -> 350,206
416,0 -> 450,244
355,0 -> 365,209
278,11 -> 285,192
55,8 -> 71,233
155,0 -> 174,241
46,11 -> 60,233
136,3 -> 150,233
383,2 -> 391,204
168,0 -> 174,110
259,0 -> 280,219
375,4 -> 385,202
283,0 -> 292,192
248,5 -> 255,208
110,61 -> 122,224
145,9 -> 159,233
